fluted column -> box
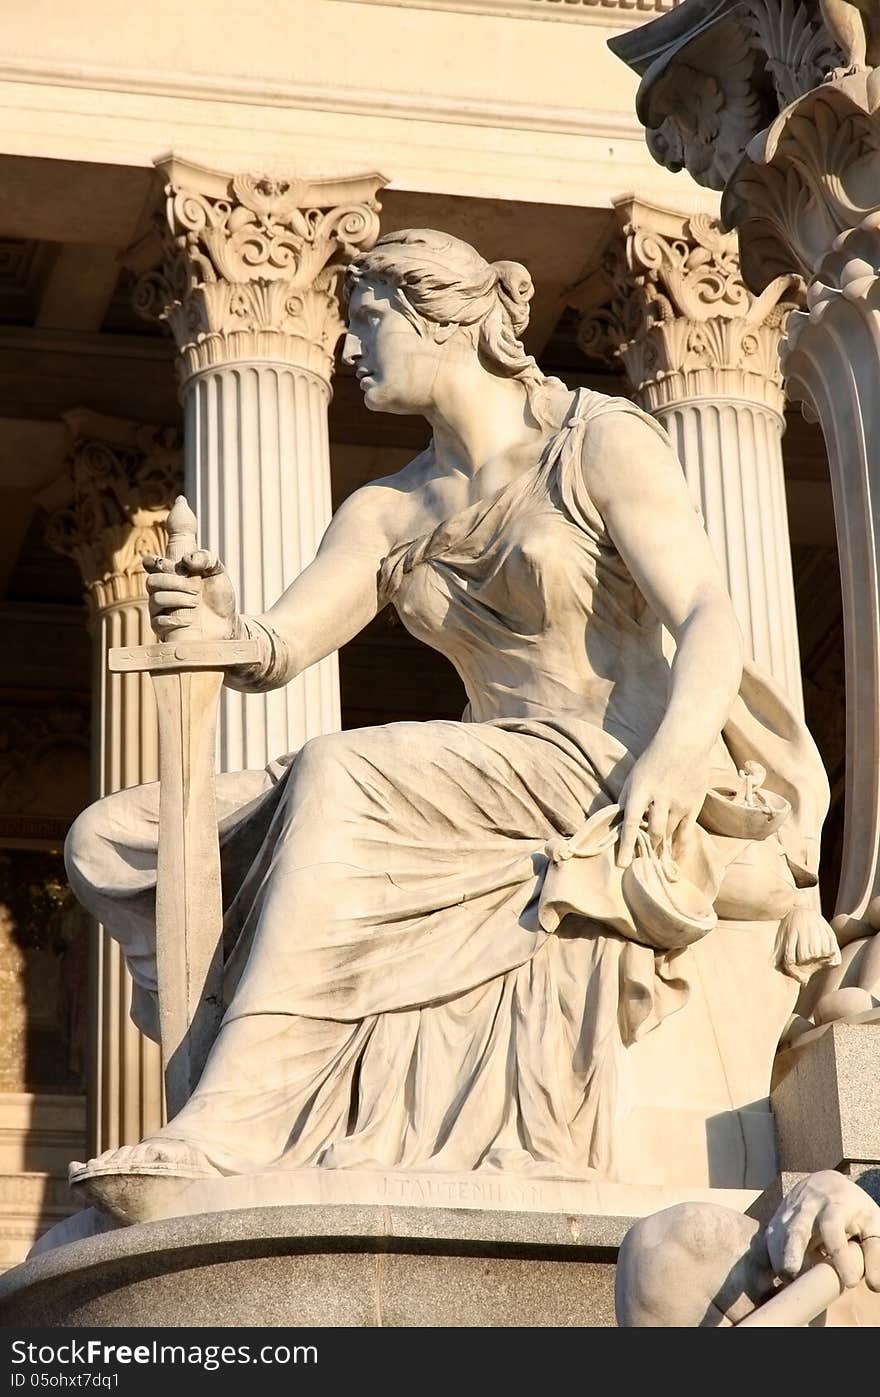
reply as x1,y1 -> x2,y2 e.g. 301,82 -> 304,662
135,158 -> 386,771
577,198 -> 803,712
45,411 -> 181,1151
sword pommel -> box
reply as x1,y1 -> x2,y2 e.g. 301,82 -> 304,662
166,495 -> 199,565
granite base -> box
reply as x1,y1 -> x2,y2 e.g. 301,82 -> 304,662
0,1203 -> 628,1327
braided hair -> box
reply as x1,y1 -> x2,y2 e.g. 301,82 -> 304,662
344,229 -> 563,421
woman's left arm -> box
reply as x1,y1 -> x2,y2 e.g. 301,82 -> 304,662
584,411 -> 744,867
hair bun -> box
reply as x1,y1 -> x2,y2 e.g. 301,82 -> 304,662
492,260 -> 533,336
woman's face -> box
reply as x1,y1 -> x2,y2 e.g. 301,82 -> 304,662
342,279 -> 447,415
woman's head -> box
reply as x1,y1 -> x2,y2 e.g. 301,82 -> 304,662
342,229 -> 553,417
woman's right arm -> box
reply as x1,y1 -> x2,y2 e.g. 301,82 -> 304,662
145,482 -> 399,691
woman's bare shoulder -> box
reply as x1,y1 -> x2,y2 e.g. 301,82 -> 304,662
580,403 -> 680,507
327,445 -> 439,548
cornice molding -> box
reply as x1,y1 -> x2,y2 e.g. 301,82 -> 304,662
0,57 -> 642,142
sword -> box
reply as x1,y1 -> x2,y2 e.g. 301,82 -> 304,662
109,496 -> 260,1117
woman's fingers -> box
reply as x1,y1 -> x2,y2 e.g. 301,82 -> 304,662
180,549 -> 223,577
670,807 -> 698,859
149,590 -> 200,611
647,800 -> 669,848
766,1193 -> 819,1280
143,554 -> 175,575
152,619 -> 193,638
618,789 -> 679,865
817,1205 -> 866,1289
863,1237 -> 880,1291
617,789 -> 644,868
145,570 -> 198,597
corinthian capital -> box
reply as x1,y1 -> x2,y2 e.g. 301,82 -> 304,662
133,157 -> 386,386
576,199 -> 797,412
44,410 -> 182,611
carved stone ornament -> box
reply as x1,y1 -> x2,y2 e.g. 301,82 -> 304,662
133,158 -> 387,386
719,70 -> 880,922
576,199 -> 796,411
44,410 -> 182,611
610,0 -> 841,191
0,704 -> 89,821
722,71 -> 880,289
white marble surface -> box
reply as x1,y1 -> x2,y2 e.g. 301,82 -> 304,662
65,229 -> 834,1223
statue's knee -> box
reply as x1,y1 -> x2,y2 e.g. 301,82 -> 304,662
293,732 -> 359,796
615,1203 -> 760,1327
64,791 -> 130,892
65,801 -> 105,886
615,1207 -> 695,1326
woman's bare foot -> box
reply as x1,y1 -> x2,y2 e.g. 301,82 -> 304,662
69,1138 -> 219,1224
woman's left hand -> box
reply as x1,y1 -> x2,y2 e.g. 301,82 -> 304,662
617,740 -> 710,868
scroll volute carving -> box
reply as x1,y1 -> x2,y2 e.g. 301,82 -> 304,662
133,158 -> 387,383
574,200 -> 796,409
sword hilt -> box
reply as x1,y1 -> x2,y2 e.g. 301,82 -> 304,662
109,495 -> 260,673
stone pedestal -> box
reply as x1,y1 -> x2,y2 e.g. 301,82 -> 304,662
576,198 -> 803,710
0,1203 -> 623,1327
44,413 -> 181,1152
135,157 -> 385,771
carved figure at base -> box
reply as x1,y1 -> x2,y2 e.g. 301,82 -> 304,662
616,1169 -> 880,1326
65,230 -> 841,1217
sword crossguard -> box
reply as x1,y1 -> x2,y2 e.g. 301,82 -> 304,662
109,638 -> 261,674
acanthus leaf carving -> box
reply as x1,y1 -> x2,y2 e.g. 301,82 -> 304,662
722,75 -> 880,290
576,201 -> 797,411
612,0 -> 842,193
0,704 -> 90,820
44,420 -> 182,612
745,0 -> 837,107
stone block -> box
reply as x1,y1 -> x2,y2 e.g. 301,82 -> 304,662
771,1023 -> 880,1172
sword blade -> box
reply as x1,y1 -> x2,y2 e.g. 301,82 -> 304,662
153,666 -> 225,1117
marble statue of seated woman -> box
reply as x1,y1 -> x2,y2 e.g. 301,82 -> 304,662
65,228 -> 841,1208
